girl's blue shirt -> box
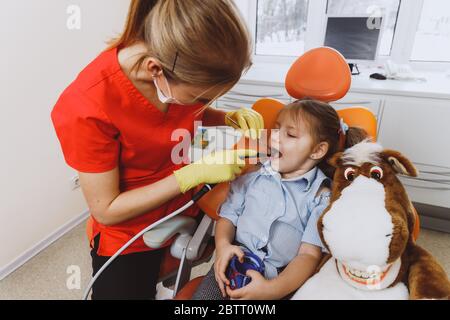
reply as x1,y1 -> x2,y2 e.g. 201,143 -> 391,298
219,161 -> 331,279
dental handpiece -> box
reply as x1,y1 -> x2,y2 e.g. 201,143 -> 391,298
240,152 -> 269,164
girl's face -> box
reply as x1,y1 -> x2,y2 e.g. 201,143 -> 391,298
270,112 -> 316,176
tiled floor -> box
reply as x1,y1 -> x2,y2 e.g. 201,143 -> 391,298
0,221 -> 449,300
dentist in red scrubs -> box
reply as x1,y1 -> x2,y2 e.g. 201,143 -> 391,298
51,0 -> 263,300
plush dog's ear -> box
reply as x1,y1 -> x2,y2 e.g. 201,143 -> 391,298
380,150 -> 418,177
328,152 -> 344,168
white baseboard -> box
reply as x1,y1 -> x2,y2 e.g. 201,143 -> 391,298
0,209 -> 90,281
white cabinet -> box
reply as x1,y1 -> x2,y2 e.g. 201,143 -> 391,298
378,97 -> 450,208
218,83 -> 383,123
330,92 -> 383,133
217,82 -> 291,111
330,92 -> 382,120
398,165 -> 450,209
378,97 -> 450,168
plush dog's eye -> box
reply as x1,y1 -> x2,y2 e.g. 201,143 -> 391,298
370,166 -> 383,180
344,168 -> 356,181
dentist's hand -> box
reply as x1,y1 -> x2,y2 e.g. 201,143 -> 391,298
173,149 -> 257,194
225,108 -> 264,140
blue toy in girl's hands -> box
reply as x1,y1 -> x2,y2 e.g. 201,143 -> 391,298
225,248 -> 265,290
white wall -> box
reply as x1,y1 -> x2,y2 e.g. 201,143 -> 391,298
234,0 -> 250,18
0,0 -> 251,280
0,0 -> 130,278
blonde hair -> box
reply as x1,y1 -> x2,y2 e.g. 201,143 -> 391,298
108,0 -> 252,89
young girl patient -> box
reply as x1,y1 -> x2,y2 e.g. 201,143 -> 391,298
193,99 -> 367,300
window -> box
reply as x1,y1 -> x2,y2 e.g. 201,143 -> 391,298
326,0 -> 401,56
411,0 -> 450,62
246,0 -> 450,66
255,0 -> 310,56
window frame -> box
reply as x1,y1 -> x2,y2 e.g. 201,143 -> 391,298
242,0 -> 450,70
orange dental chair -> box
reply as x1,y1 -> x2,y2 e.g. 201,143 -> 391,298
142,47 -> 420,300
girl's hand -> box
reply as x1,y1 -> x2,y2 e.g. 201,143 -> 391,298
226,270 -> 273,300
214,244 -> 245,298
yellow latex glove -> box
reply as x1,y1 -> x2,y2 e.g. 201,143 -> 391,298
225,108 -> 264,140
174,149 -> 257,194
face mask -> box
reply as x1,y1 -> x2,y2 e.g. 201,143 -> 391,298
153,72 -> 182,105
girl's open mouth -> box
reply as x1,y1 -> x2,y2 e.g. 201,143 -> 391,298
270,147 -> 282,159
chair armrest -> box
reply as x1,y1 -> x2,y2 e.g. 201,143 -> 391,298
143,216 -> 197,249
185,214 -> 215,261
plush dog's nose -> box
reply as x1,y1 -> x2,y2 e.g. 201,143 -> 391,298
321,174 -> 393,268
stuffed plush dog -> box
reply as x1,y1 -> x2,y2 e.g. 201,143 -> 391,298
292,141 -> 450,300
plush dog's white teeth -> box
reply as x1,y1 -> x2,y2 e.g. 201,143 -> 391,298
352,270 -> 361,277
348,268 -> 372,279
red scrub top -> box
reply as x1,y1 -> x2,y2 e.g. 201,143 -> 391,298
51,47 -> 205,256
